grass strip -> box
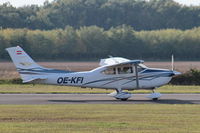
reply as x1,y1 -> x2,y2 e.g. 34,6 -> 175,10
0,84 -> 200,94
0,104 -> 199,133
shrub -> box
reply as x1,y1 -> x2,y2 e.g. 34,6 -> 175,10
171,69 -> 200,85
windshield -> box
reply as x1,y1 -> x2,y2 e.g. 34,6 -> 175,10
137,64 -> 147,72
139,64 -> 147,69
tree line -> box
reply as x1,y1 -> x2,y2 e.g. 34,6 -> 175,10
1,0 -> 200,30
1,25 -> 200,61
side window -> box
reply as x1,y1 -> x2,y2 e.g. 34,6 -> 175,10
118,67 -> 133,74
124,67 -> 133,73
102,68 -> 116,75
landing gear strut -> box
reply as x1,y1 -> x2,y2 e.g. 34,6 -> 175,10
147,89 -> 161,101
112,88 -> 132,101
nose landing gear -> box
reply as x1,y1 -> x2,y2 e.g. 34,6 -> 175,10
147,89 -> 161,101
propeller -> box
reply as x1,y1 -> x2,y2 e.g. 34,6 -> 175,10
171,54 -> 181,75
171,54 -> 174,71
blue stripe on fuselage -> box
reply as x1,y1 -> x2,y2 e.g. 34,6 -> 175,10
17,67 -> 74,74
141,69 -> 174,77
142,69 -> 170,73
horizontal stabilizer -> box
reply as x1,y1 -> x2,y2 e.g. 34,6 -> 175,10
22,76 -> 47,83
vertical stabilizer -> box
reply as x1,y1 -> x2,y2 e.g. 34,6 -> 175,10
6,46 -> 43,70
6,46 -> 47,83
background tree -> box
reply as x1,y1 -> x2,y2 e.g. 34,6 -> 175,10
1,0 -> 200,30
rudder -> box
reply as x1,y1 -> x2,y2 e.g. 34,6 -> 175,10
6,46 -> 43,70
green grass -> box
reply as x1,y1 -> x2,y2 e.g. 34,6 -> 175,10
0,84 -> 200,94
0,104 -> 199,133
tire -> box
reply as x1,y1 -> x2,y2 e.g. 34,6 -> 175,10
152,98 -> 158,101
121,98 -> 128,101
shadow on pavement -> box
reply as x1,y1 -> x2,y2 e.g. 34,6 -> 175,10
48,99 -> 200,104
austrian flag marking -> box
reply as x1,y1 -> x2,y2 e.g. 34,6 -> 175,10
16,51 -> 22,55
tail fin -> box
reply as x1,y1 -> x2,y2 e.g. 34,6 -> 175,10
6,46 -> 47,83
6,46 -> 43,70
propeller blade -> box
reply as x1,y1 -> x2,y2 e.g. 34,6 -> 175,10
171,54 -> 174,71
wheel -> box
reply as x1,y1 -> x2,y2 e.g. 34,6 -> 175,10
121,98 -> 128,101
152,98 -> 158,101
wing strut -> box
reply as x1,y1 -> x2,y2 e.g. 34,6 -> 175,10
134,64 -> 139,89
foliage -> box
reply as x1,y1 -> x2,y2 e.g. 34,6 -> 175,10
1,0 -> 200,30
171,69 -> 200,85
0,78 -> 22,84
1,0 -> 200,60
1,27 -> 200,60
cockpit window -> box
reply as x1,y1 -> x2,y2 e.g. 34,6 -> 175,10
118,67 -> 133,74
102,68 -> 116,75
102,64 -> 146,75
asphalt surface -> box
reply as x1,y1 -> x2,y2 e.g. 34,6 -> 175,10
0,94 -> 199,104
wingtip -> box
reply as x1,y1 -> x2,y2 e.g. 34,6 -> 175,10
5,46 -> 21,51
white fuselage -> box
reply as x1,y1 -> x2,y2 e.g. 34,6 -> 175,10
6,46 -> 181,100
34,65 -> 173,90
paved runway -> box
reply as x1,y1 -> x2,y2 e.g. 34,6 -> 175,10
0,94 -> 199,104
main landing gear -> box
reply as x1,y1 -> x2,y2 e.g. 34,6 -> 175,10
108,88 -> 161,101
147,89 -> 161,101
108,88 -> 132,101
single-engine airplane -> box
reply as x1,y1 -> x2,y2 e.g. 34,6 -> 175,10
6,46 -> 180,101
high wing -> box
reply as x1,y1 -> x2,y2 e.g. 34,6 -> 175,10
99,57 -> 130,66
99,57 -> 144,68
105,60 -> 144,68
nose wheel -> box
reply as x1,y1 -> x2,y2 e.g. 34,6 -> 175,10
152,98 -> 158,101
147,89 -> 161,101
121,98 -> 128,101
